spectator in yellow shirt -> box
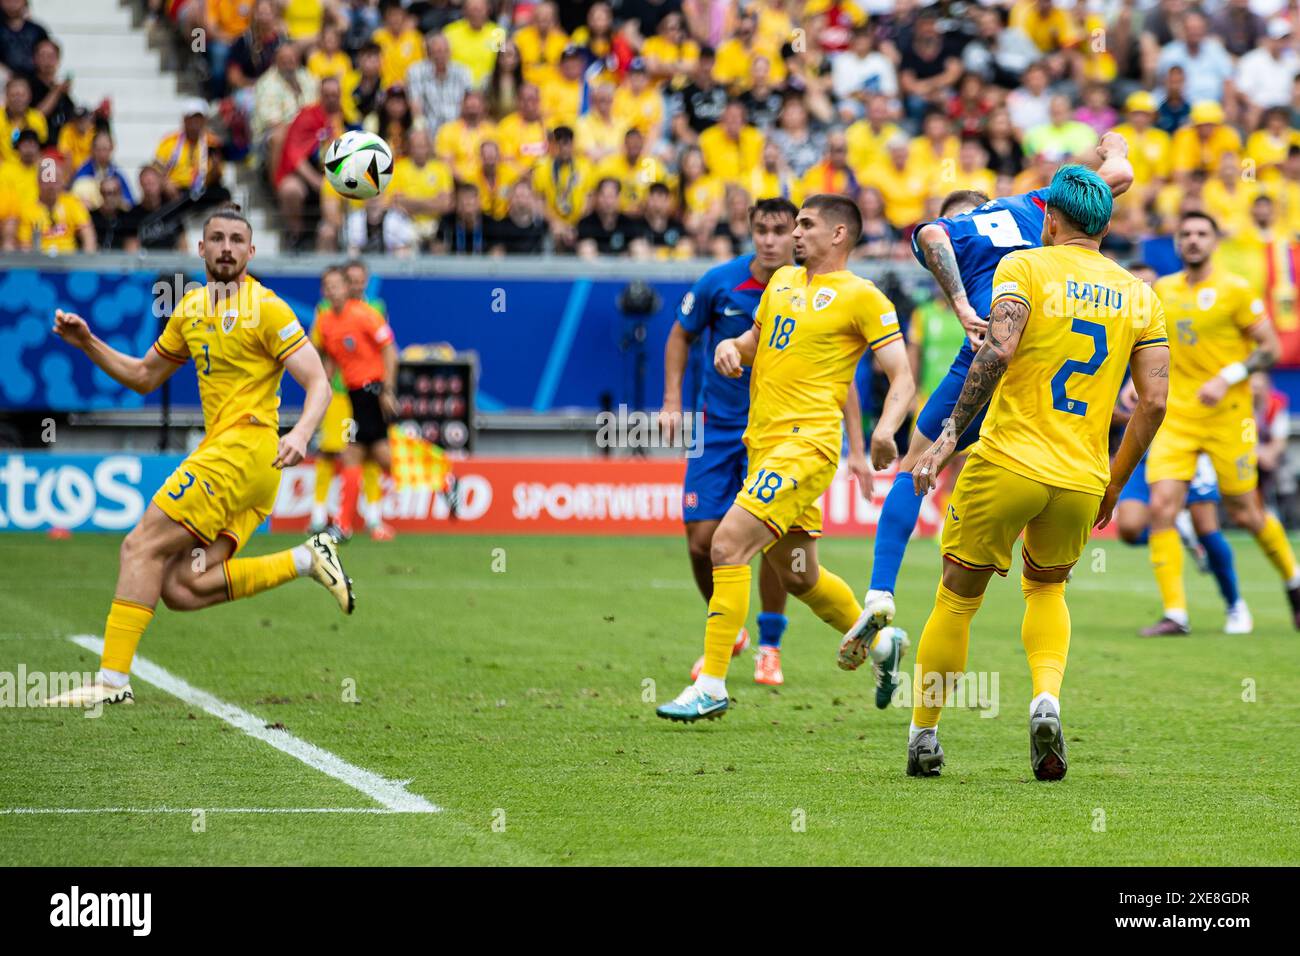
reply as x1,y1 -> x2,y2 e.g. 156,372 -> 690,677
1246,107 -> 1300,183
1172,101 -> 1244,181
846,94 -> 902,173
0,128 -> 41,249
612,59 -> 664,150
434,89 -> 498,180
677,144 -> 724,244
495,83 -> 550,178
16,159 -> 96,254
57,108 -> 96,173
595,127 -> 670,213
1203,150 -> 1260,236
532,125 -> 591,248
575,83 -> 628,166
383,127 -> 454,255
0,76 -> 48,162
755,0 -> 793,52
539,47 -> 586,128
1010,0 -> 1081,80
640,13 -> 699,90
869,134 -> 935,230
932,137 -> 998,200
372,0 -> 425,90
908,109 -> 960,179
747,138 -> 802,206
282,0 -> 325,41
470,140 -> 517,219
307,23 -> 352,83
514,2 -> 569,87
153,99 -> 227,206
1113,91 -> 1171,203
571,2 -> 615,61
714,11 -> 784,93
443,0 -> 503,88
698,102 -> 763,184
799,129 -> 858,200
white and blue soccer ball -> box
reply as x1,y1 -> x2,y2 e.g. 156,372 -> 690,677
323,131 -> 394,200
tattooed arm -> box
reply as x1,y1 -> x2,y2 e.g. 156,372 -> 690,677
915,223 -> 987,347
1097,344 -> 1169,529
913,297 -> 1029,494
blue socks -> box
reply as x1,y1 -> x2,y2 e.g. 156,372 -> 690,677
757,612 -> 788,648
870,471 -> 924,593
1198,531 -> 1241,608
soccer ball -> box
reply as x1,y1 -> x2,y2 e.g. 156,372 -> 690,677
323,131 -> 394,200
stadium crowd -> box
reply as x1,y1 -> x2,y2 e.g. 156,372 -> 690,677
2,0 -> 1300,259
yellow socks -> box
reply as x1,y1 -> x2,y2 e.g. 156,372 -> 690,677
363,461 -> 381,506
1254,514 -> 1299,583
794,566 -> 863,633
702,564 -> 751,680
911,584 -> 983,730
314,456 -> 335,505
1021,577 -> 1070,700
223,551 -> 300,602
100,599 -> 154,676
1149,528 -> 1186,616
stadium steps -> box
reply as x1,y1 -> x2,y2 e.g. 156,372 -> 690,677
38,0 -> 277,253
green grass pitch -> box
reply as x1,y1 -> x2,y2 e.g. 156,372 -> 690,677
2,531 -> 1297,866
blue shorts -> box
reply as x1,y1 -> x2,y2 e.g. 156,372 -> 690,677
916,350 -> 988,451
683,418 -> 748,523
1118,454 -> 1220,505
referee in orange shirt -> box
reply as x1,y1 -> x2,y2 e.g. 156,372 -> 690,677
314,265 -> 400,540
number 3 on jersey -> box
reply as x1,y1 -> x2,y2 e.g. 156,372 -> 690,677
1051,318 -> 1108,416
767,315 -> 796,350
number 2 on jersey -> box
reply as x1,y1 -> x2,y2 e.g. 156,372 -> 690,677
767,315 -> 796,350
1051,318 -> 1108,416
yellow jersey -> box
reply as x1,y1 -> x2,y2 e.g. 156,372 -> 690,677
698,124 -> 764,184
17,193 -> 90,254
1113,123 -> 1171,186
748,267 -> 904,460
154,276 -> 310,438
388,156 -> 453,228
1153,270 -> 1266,422
984,246 -> 1168,495
373,25 -> 425,89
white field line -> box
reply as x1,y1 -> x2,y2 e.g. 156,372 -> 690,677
1,807 -> 412,815
64,635 -> 439,814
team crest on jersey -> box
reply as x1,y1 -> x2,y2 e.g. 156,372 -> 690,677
813,289 -> 836,311
790,293 -> 806,311
1197,288 -> 1217,310
684,492 -> 698,510
221,310 -> 238,334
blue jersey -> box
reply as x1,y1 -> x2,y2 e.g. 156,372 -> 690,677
676,254 -> 769,427
911,188 -> 1050,367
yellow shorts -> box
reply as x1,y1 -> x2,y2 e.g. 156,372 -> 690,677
153,424 -> 282,552
317,390 -> 353,455
1146,410 -> 1257,496
942,452 -> 1101,576
734,440 -> 835,540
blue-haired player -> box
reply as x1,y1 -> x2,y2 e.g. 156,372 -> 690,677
659,197 -> 872,687
841,132 -> 1135,656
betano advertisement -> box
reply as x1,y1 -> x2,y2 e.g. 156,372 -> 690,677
0,453 -> 947,537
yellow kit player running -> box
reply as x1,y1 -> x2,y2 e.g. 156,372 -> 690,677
910,166 -> 1170,780
45,207 -> 354,708
656,194 -> 915,722
1142,211 -> 1300,634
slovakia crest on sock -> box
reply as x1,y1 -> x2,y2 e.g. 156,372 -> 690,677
813,289 -> 836,311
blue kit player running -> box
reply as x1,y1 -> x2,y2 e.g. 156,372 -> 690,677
841,132 -> 1135,655
660,197 -> 870,686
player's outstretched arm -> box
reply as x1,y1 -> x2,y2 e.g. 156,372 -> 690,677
1096,131 -> 1135,199
913,297 -> 1028,494
714,326 -> 758,378
51,309 -> 180,394
275,343 -> 332,469
914,223 -> 987,346
1199,317 -> 1278,407
842,380 -> 871,498
870,339 -> 916,470
659,321 -> 696,445
1098,344 -> 1169,529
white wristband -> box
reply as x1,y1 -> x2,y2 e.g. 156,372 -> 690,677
1220,362 -> 1248,385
